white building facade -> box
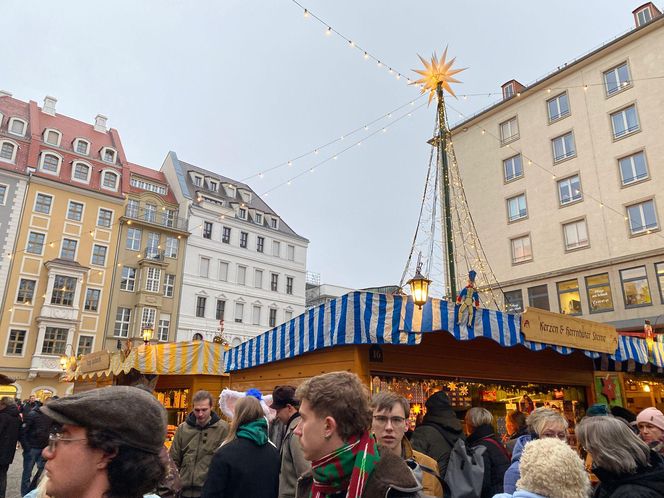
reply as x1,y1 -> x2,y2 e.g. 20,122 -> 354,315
161,151 -> 308,346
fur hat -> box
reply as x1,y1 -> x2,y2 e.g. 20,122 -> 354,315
516,438 -> 590,498
636,407 -> 664,432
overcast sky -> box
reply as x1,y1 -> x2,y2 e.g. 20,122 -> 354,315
2,0 -> 644,290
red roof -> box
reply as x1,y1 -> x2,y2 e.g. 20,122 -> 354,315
0,96 -> 31,175
124,162 -> 178,204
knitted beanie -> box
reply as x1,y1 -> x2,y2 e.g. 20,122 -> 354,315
636,407 -> 664,432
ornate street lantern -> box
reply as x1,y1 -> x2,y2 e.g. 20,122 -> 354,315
407,265 -> 431,310
142,326 -> 154,346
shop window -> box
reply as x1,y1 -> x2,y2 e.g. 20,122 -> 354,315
527,285 -> 550,311
585,273 -> 614,313
620,266 -> 652,308
557,279 -> 582,315
657,263 -> 664,304
504,289 -> 524,313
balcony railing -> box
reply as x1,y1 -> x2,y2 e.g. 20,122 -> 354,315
143,248 -> 165,261
124,207 -> 188,231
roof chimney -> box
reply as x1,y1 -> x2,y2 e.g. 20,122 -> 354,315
0,90 -> 12,98
43,96 -> 57,116
94,114 -> 108,132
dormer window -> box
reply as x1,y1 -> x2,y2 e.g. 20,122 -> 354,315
270,217 -> 279,230
254,212 -> 263,225
40,152 -> 62,174
208,180 -> 218,191
239,189 -> 252,203
72,161 -> 91,183
43,129 -> 61,146
224,184 -> 236,197
194,175 -> 203,187
503,82 -> 514,99
0,140 -> 18,164
636,5 -> 654,26
238,208 -> 247,220
101,170 -> 119,191
101,147 -> 117,164
8,118 -> 27,137
74,138 -> 90,155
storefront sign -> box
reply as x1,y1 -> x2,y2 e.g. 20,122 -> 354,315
521,307 -> 618,354
78,351 -> 111,374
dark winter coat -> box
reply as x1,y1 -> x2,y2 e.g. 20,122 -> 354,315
505,426 -> 528,457
201,436 -> 280,498
0,403 -> 21,465
466,424 -> 511,498
23,406 -> 53,449
592,451 -> 664,498
410,411 -> 464,477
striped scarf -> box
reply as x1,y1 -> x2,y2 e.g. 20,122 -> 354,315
310,431 -> 380,498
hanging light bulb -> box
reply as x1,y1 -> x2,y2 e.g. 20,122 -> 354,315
325,27 -> 332,36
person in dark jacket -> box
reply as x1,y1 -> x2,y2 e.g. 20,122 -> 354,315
577,415 -> 664,497
410,390 -> 463,477
463,407 -> 510,498
202,395 -> 280,498
504,410 -> 528,456
0,397 -> 21,498
21,397 -> 55,496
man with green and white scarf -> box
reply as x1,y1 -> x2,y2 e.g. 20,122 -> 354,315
293,372 -> 424,498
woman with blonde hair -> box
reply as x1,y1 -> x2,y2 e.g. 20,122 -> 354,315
202,395 -> 279,498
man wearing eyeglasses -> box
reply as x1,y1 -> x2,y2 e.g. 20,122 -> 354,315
371,392 -> 443,497
40,386 -> 167,498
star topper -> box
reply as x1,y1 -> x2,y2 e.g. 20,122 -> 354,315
411,47 -> 467,104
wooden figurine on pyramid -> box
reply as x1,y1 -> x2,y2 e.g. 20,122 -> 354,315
456,270 -> 480,327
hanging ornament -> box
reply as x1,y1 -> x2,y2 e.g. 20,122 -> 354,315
447,382 -> 457,391
459,385 -> 469,396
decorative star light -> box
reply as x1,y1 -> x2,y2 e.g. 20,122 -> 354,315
459,385 -> 469,396
447,382 -> 457,391
411,47 -> 467,104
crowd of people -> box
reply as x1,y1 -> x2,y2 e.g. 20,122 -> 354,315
0,374 -> 663,497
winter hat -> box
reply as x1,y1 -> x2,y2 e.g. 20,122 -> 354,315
425,391 -> 452,413
636,407 -> 664,432
41,386 -> 167,454
517,438 -> 590,498
270,385 -> 298,410
587,403 -> 610,417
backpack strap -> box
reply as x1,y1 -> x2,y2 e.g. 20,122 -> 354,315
481,436 -> 510,460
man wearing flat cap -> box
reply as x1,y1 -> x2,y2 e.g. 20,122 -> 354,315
271,385 -> 310,498
40,386 -> 167,498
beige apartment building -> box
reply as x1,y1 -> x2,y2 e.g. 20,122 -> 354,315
450,3 -> 664,333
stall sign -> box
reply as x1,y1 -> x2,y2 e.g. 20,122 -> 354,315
369,345 -> 383,363
521,307 -> 618,354
78,351 -> 111,373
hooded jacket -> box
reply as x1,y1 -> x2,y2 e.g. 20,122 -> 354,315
0,403 -> 21,465
592,451 -> 664,498
503,434 -> 531,494
170,411 -> 229,497
279,413 -> 310,498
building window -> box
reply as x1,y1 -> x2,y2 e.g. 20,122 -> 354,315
0,185 -> 6,206
503,154 -> 523,182
199,257 -> 210,278
547,92 -> 570,122
636,6 -> 653,25
60,238 -> 78,260
163,274 -> 175,298
238,208 -> 247,220
627,200 -> 658,235
67,201 -> 84,221
143,203 -> 156,223
284,310 -> 293,322
101,171 -> 119,190
0,141 -> 17,163
6,329 -> 26,356
506,194 -> 527,222
44,129 -> 61,146
287,245 -> 295,261
557,279 -> 582,315
73,162 -> 91,182
126,228 -> 142,251
503,82 -> 515,99
114,308 -> 131,337
27,232 -> 46,255
165,237 -> 178,258
619,151 -> 648,186
271,217 -> 279,229
51,275 -> 77,306
219,261 -> 229,281
272,240 -> 281,257
563,219 -> 589,251
158,314 -> 171,342
552,132 -> 576,162
42,327 -> 68,355
255,213 -> 263,225
271,273 -> 279,292
604,62 -> 630,96
286,276 -> 293,295
97,208 -> 113,227
620,266 -> 652,308
41,153 -> 60,173
499,117 -> 519,144
252,305 -> 261,325
129,177 -> 167,195
257,236 -> 264,253
216,300 -> 226,320
145,267 -> 161,293
208,179 -> 218,191
84,288 -> 101,312
504,289 -> 524,313
101,147 -> 117,163
557,175 -> 582,206
91,245 -> 107,266
164,209 -> 176,227
254,269 -> 263,289
611,105 -> 639,139
511,235 -> 532,264
8,118 -> 27,136
120,267 -> 136,291
77,335 -> 94,356
269,308 -> 277,328
203,221 -> 213,239
193,175 -> 202,187
16,279 -> 36,304
34,194 -> 53,214
585,273 -> 614,313
141,307 -> 157,329
126,199 -> 139,218
237,265 -> 246,285
527,285 -> 549,310
234,302 -> 244,323
222,227 -> 231,243
656,262 -> 664,304
74,139 -> 90,155
240,232 -> 248,248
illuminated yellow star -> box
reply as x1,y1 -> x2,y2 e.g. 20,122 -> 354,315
411,47 -> 467,104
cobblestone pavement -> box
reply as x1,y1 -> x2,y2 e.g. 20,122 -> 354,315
6,448 -> 30,498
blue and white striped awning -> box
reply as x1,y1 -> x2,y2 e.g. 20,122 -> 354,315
224,292 -> 661,372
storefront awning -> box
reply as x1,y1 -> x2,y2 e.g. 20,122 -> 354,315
224,292 -> 662,372
74,341 -> 225,380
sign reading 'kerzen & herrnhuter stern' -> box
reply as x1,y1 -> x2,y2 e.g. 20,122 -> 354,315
521,307 -> 618,354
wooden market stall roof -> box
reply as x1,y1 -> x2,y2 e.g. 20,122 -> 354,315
225,292 -> 662,373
